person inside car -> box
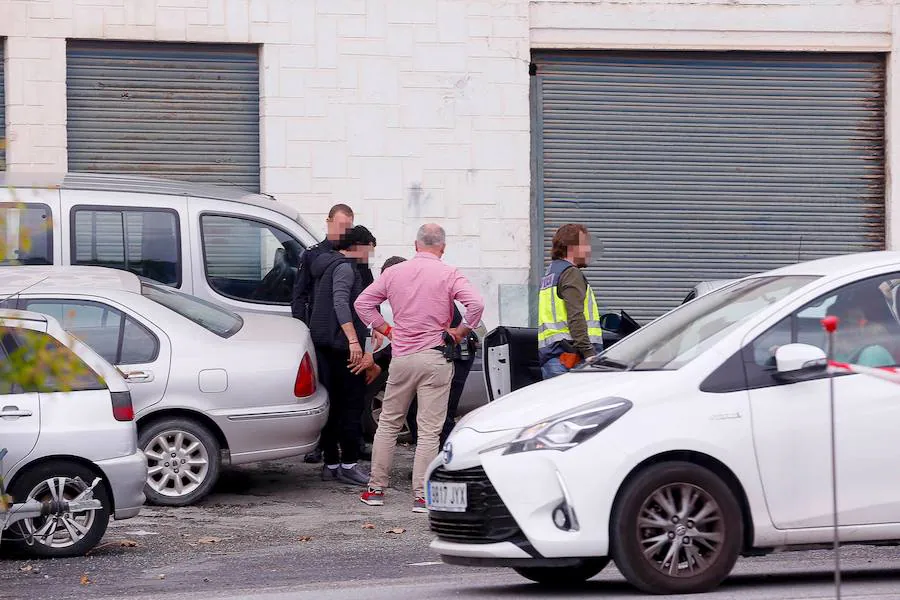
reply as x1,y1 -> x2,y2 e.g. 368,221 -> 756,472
830,297 -> 896,367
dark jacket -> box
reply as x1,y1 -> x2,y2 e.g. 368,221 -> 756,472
291,239 -> 376,324
291,239 -> 333,323
308,251 -> 367,352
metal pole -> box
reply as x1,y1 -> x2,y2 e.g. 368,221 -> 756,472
823,316 -> 841,599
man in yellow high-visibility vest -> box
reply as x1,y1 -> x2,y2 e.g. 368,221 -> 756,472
537,223 -> 603,379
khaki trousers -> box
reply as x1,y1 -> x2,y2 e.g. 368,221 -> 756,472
369,349 -> 454,497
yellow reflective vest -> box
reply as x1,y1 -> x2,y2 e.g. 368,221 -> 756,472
537,260 -> 603,363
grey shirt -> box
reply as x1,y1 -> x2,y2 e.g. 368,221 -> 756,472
332,262 -> 356,326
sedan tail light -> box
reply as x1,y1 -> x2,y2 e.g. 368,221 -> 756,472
111,391 -> 135,422
294,352 -> 316,398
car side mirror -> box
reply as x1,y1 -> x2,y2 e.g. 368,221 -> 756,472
599,313 -> 621,332
774,343 -> 827,382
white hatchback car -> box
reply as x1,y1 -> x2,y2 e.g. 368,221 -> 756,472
0,266 -> 328,506
427,251 -> 900,594
1,308 -> 146,557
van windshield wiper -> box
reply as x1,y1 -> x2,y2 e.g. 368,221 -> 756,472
581,356 -> 631,371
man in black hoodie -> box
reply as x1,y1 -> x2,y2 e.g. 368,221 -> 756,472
308,225 -> 377,485
292,204 -> 354,323
295,204 -> 380,464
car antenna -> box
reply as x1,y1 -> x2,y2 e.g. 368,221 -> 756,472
0,276 -> 49,305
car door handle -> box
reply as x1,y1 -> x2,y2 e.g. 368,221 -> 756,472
0,406 -> 33,418
123,370 -> 154,383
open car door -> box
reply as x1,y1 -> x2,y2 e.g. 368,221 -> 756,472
483,311 -> 640,402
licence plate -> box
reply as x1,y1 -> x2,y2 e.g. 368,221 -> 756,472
427,481 -> 467,512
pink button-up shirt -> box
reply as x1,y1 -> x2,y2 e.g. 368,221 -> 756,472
354,252 -> 485,357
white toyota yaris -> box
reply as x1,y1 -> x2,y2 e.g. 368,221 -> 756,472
426,251 -> 900,595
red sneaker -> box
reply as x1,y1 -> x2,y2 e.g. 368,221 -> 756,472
360,487 -> 384,506
412,497 -> 428,513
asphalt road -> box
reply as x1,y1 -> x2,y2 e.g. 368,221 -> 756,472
3,447 -> 900,600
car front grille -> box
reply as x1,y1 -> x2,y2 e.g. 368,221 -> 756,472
428,466 -> 523,544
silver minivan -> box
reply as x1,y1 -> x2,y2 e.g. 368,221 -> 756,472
0,172 -> 319,316
0,172 -> 491,414
0,308 -> 146,557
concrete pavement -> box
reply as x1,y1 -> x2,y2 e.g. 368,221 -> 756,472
3,447 -> 900,600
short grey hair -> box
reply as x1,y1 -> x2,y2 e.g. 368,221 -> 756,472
416,223 -> 446,247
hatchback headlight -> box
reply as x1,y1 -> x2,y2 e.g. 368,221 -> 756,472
504,398 -> 632,455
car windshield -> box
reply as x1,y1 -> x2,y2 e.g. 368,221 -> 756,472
142,282 -> 243,338
582,275 -> 819,371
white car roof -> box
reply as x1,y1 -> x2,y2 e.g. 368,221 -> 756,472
750,251 -> 900,279
0,266 -> 142,295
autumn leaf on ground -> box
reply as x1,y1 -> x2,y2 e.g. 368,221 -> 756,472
198,536 -> 224,544
80,574 -> 91,585
385,527 -> 406,535
298,536 -> 313,542
19,565 -> 33,573
362,523 -> 375,530
119,539 -> 138,547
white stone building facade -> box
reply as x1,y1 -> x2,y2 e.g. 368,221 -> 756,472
3,0 -> 900,326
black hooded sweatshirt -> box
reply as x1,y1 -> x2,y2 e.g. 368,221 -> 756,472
308,251 -> 367,352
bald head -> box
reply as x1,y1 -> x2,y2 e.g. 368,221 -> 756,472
415,223 -> 446,257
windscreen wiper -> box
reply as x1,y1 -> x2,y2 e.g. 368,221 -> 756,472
582,356 -> 630,370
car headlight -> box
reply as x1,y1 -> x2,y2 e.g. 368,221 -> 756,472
503,397 -> 632,455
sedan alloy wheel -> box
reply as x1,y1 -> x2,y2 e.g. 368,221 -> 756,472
138,417 -> 221,506
144,429 -> 210,498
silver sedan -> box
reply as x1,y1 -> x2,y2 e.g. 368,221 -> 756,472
0,266 -> 328,506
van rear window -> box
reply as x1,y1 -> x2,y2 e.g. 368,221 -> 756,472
0,204 -> 52,266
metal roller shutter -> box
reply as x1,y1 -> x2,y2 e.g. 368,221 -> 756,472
66,40 -> 260,191
533,51 -> 886,322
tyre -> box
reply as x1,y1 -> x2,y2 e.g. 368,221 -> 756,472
363,366 -> 389,442
514,558 -> 609,586
367,388 -> 414,442
611,461 -> 743,595
362,388 -> 383,442
139,417 -> 220,507
6,460 -> 111,558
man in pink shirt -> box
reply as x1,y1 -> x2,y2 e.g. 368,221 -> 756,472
354,223 -> 484,512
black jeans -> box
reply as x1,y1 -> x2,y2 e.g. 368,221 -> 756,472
408,357 -> 474,448
317,347 -> 366,465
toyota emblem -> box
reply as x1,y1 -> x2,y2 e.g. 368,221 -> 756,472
442,442 -> 453,465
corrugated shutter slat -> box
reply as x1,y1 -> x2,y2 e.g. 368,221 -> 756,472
535,51 -> 886,322
66,41 -> 260,191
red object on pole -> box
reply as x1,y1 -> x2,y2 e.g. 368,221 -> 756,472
821,316 -> 841,600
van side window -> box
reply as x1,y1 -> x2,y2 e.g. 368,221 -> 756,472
72,208 -> 180,287
200,215 -> 304,305
0,203 -> 53,265
17,299 -> 159,366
